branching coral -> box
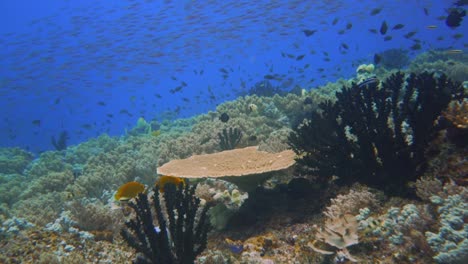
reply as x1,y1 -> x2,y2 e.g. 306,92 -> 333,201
121,183 -> 211,264
195,178 -> 249,230
0,148 -> 34,174
426,193 -> 468,264
68,136 -> 158,199
289,71 -> 465,196
356,202 -> 436,262
444,99 -> 468,130
68,199 -> 123,241
323,187 -> 378,219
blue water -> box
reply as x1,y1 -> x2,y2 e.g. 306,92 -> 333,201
0,0 -> 466,153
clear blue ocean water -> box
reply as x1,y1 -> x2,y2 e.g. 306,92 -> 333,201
1,0 -> 466,153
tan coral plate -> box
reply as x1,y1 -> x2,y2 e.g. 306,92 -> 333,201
157,146 -> 296,178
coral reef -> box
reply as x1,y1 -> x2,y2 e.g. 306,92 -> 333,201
258,127 -> 292,153
356,202 -> 435,263
323,187 -> 379,219
67,135 -> 158,199
0,148 -> 34,175
408,50 -> 468,83
11,192 -> 66,226
68,199 -> 124,241
308,214 -> 359,262
0,227 -> 134,263
64,134 -> 119,166
195,179 -> 248,230
426,193 -> 468,264
289,71 -> 465,195
121,183 -> 211,264
1,61 -> 467,264
26,151 -> 72,179
0,173 -> 27,208
126,117 -> 153,137
20,171 -> 75,200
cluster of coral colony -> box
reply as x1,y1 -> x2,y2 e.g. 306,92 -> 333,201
0,51 -> 467,263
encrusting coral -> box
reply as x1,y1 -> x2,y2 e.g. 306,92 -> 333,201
121,183 -> 211,264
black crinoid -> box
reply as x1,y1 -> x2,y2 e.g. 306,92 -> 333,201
289,72 -> 465,197
121,183 -> 211,264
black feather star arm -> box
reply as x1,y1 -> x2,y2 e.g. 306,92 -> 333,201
289,71 -> 465,196
121,183 -> 211,264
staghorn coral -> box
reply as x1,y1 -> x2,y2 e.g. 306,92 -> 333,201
289,71 -> 465,196
444,99 -> 468,130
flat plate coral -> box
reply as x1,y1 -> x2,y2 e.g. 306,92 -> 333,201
157,146 -> 295,178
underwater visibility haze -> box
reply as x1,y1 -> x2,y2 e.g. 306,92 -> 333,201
0,0 -> 467,263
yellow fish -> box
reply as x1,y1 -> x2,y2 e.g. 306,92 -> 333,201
156,175 -> 185,192
114,181 -> 146,201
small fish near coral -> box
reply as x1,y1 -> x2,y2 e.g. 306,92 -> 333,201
114,181 -> 146,201
155,175 -> 185,192
219,112 -> 230,123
